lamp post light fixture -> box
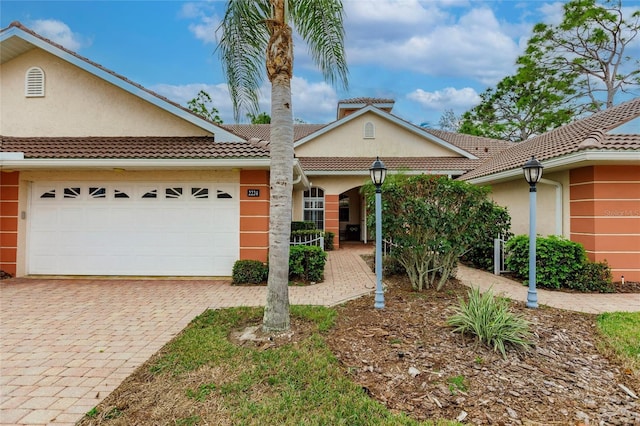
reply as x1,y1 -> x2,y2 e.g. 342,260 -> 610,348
523,155 -> 543,308
370,156 -> 387,309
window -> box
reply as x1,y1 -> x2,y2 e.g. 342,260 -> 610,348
303,187 -> 324,230
25,67 -> 45,97
89,187 -> 106,198
191,187 -> 209,199
142,189 -> 158,199
217,190 -> 233,199
364,121 -> 375,139
40,189 -> 56,199
114,189 -> 130,199
63,187 -> 81,199
166,187 -> 183,199
339,194 -> 350,222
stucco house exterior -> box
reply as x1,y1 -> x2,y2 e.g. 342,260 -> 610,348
2,22 -> 639,283
462,99 -> 640,282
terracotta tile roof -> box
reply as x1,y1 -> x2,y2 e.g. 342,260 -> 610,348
298,157 -> 480,173
461,97 -> 640,181
422,129 -> 512,160
221,124 -> 326,142
2,22 -> 228,131
338,97 -> 395,105
0,136 -> 269,159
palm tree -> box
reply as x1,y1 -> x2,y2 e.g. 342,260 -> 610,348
217,0 -> 348,332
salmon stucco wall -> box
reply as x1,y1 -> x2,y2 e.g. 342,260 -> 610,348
325,194 -> 340,249
0,171 -> 19,276
240,170 -> 270,262
570,165 -> 640,282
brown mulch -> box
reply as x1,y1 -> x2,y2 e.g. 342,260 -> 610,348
325,275 -> 640,425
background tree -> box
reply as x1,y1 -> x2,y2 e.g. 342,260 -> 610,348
459,65 -> 577,142
247,111 -> 271,124
437,109 -> 462,132
187,90 -> 223,124
523,0 -> 639,111
217,0 -> 348,332
460,0 -> 638,142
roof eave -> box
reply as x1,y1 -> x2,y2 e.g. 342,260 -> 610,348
0,158 -> 271,170
464,149 -> 640,185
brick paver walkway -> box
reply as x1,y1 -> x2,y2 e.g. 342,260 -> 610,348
457,264 -> 640,314
1,244 -> 637,425
0,244 -> 374,425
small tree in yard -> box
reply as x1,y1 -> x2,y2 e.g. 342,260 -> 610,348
364,174 -> 509,291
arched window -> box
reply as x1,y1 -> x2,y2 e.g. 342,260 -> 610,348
25,67 -> 45,97
303,187 -> 324,230
364,121 -> 375,139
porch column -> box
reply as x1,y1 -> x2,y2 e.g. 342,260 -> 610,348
0,171 -> 19,276
325,194 -> 340,249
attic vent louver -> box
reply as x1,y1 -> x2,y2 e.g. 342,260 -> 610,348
25,67 -> 45,97
364,121 -> 375,139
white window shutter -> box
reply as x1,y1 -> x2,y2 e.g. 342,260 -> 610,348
25,67 -> 45,97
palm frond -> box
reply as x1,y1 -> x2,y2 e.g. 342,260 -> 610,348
217,0 -> 271,121
289,0 -> 349,90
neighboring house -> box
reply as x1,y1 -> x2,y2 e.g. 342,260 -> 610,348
2,22 -> 638,283
461,99 -> 640,282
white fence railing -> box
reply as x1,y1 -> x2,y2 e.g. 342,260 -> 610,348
290,233 -> 325,250
493,236 -> 510,275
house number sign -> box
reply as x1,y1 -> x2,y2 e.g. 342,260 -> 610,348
247,189 -> 260,197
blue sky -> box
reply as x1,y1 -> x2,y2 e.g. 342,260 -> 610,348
2,0 -> 639,125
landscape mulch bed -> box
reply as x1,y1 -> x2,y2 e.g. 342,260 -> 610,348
325,275 -> 639,425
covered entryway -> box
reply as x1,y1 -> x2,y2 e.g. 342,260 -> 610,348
28,181 -> 239,276
338,186 -> 366,242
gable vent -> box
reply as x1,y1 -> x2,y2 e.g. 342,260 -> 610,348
364,121 -> 375,139
25,67 -> 45,97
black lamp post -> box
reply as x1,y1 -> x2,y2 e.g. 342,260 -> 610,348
369,156 -> 387,309
523,156 -> 543,308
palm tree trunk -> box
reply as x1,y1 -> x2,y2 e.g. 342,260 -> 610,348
263,74 -> 294,332
263,1 -> 294,332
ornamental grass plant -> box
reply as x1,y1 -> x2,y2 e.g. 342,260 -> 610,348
447,287 -> 533,358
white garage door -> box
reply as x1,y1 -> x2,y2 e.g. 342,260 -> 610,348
28,182 -> 239,276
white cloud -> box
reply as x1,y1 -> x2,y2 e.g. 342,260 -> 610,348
29,19 -> 89,51
346,6 -> 520,85
290,77 -> 339,123
182,2 -> 220,45
538,2 -> 565,26
150,76 -> 337,124
407,87 -> 480,110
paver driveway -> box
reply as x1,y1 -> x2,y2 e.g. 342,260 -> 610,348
0,245 -> 376,425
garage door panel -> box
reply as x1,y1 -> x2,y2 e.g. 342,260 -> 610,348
28,182 -> 240,276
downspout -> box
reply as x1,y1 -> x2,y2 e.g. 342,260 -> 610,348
539,178 -> 562,236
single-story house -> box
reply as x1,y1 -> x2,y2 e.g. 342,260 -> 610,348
2,22 -> 638,282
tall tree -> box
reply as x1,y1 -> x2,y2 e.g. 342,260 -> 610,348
523,0 -> 640,110
247,111 -> 272,124
187,90 -> 223,124
217,0 -> 348,332
437,109 -> 461,132
459,64 -> 577,142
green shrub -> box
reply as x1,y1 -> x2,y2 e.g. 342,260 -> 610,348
447,287 -> 533,358
289,245 -> 327,283
232,260 -> 268,285
575,261 -> 615,293
291,221 -> 316,231
462,205 -> 512,271
382,255 -> 406,276
505,235 -> 614,292
324,231 -> 335,251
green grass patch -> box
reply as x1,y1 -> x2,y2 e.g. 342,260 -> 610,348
144,306 -> 457,425
596,311 -> 640,372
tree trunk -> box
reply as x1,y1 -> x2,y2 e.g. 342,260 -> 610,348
263,0 -> 294,332
263,74 -> 294,332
